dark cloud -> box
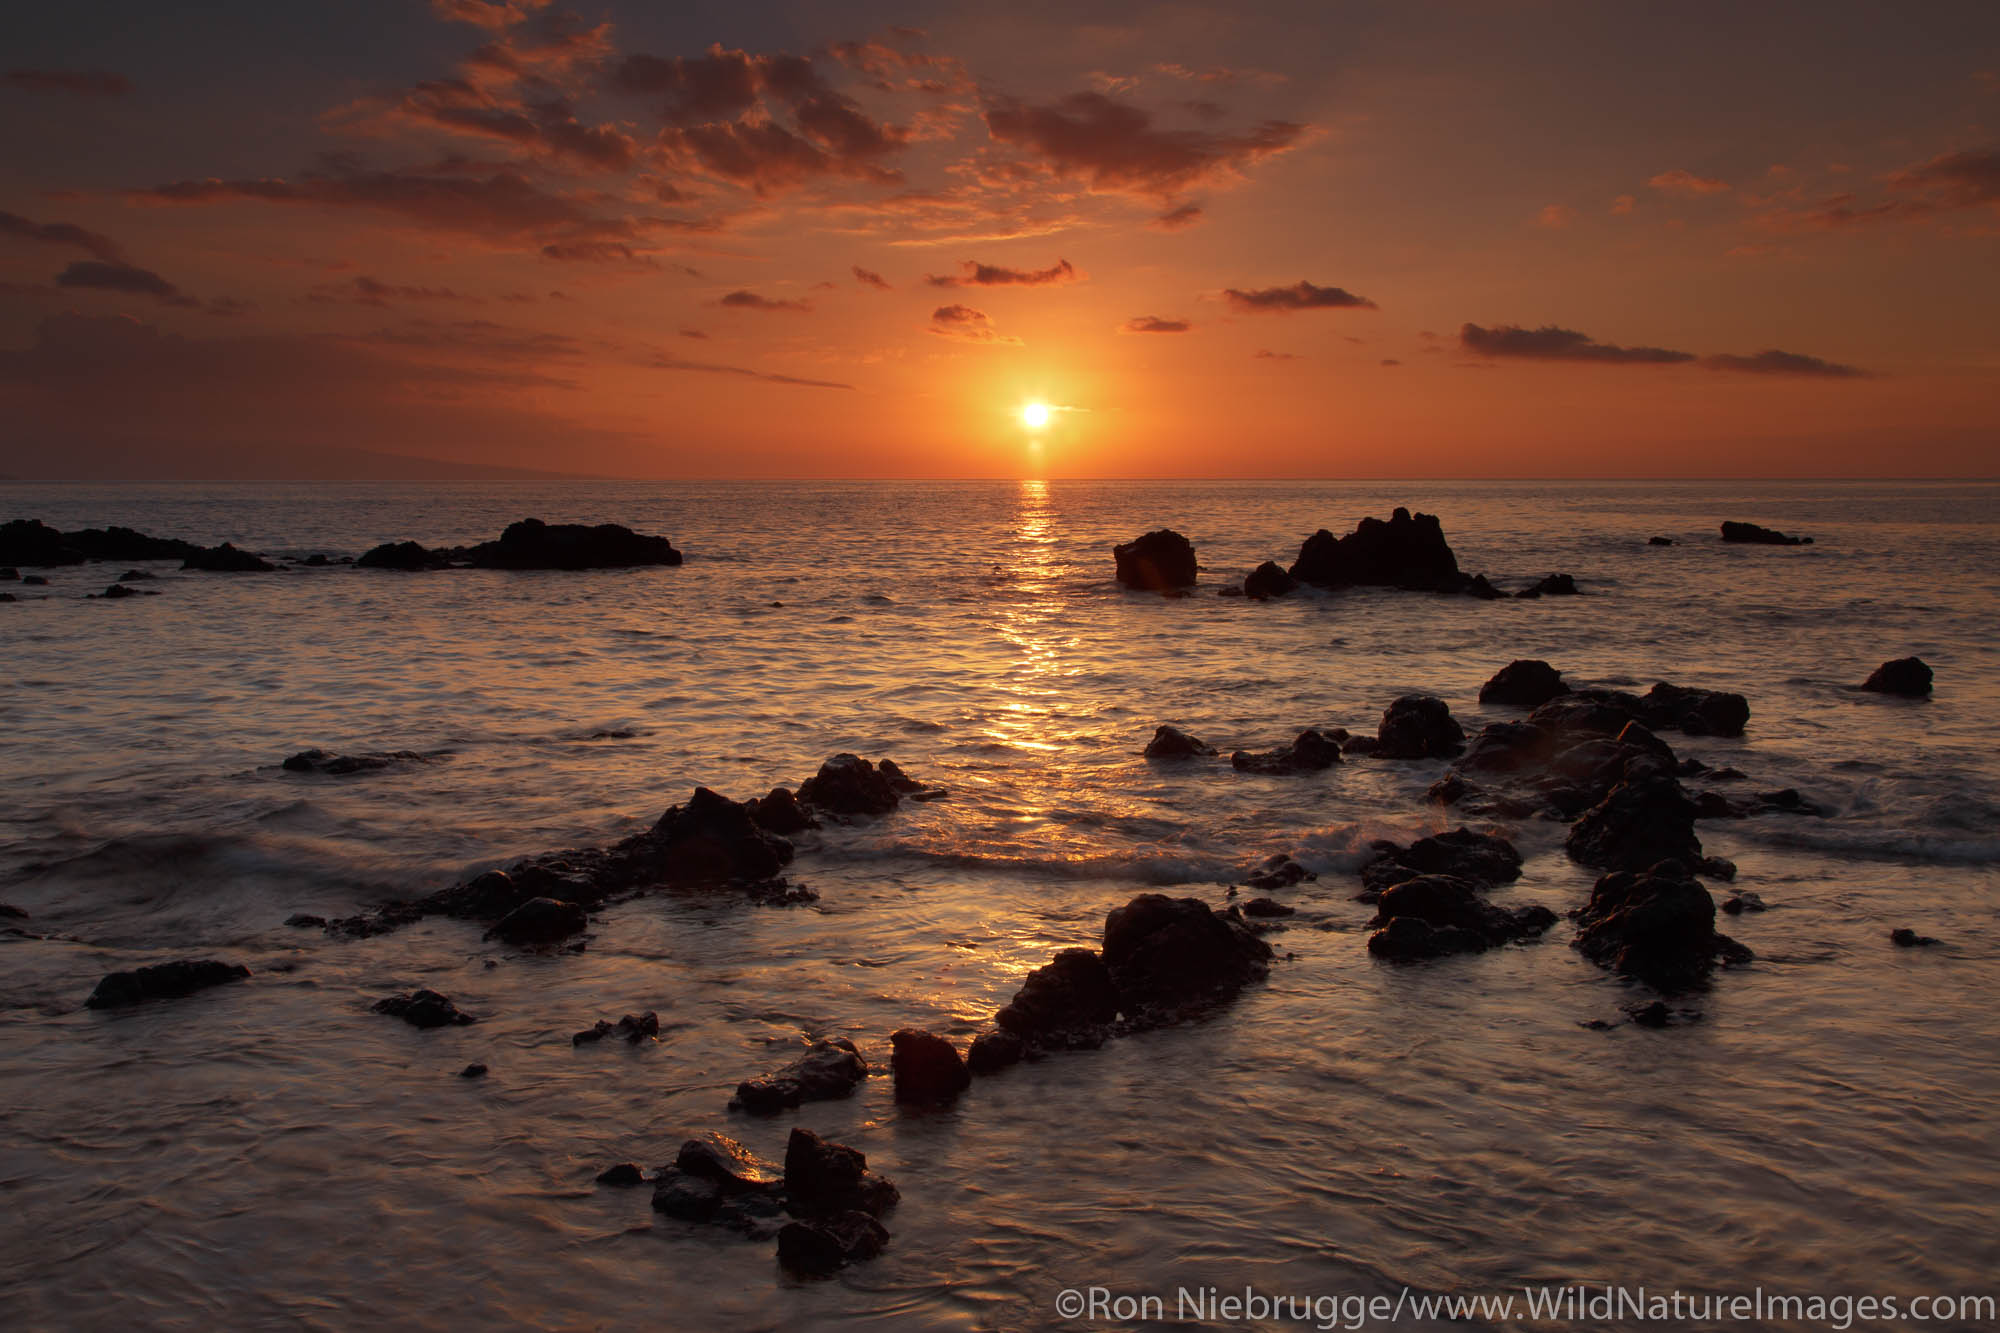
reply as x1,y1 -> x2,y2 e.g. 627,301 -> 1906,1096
54,260 -> 193,305
679,328 -> 707,339
650,354 -> 852,389
925,258 -> 1077,287
1761,144 -> 2000,230
612,47 -> 826,125
0,209 -> 124,261
392,84 -> 637,172
3,68 -> 131,96
719,289 -> 813,312
1380,358 -> 1401,367
1253,349 -> 1298,360
852,265 -> 891,289
1151,203 -> 1204,230
1119,315 -> 1191,333
928,304 -> 1018,343
539,240 -> 657,265
1649,169 -> 1730,195
1459,323 -> 1695,364
983,92 -> 1305,197
1701,349 -> 1866,378
1224,280 -> 1377,312
309,275 -> 480,306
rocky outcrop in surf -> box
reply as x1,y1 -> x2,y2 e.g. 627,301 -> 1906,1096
1571,860 -> 1752,991
1479,659 -> 1570,707
182,542 -> 276,572
1231,728 -> 1344,774
1113,528 -> 1197,591
359,519 -> 683,571
1366,876 -> 1557,960
0,519 -> 202,567
1144,724 -> 1214,759
1862,657 -> 1932,696
1289,507 -> 1463,591
85,959 -> 250,1008
889,1028 -> 971,1104
281,749 -> 428,775
730,1038 -> 868,1114
1720,521 -> 1812,546
371,988 -> 478,1028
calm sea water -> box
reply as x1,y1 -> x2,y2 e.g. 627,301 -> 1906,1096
2,480 -> 1996,1330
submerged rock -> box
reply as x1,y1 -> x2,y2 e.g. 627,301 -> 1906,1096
1243,561 -> 1296,600
965,1028 -> 1026,1074
1648,536 -> 1674,546
357,540 -> 451,571
1357,828 -> 1523,902
596,1162 -> 645,1186
573,1011 -> 658,1045
778,1211 -> 890,1275
888,1028 -> 971,1104
372,989 -> 477,1028
465,518 -> 682,569
86,959 -> 250,1009
1231,728 -> 1343,774
1365,874 -> 1556,959
731,1038 -> 868,1113
995,948 -> 1120,1048
486,896 -> 587,947
1642,682 -> 1749,737
281,748 -> 427,775
1571,860 -> 1751,991
1889,927 -> 1941,948
1479,659 -> 1570,707
1144,724 -> 1214,760
796,753 -> 915,817
1862,657 -> 1933,697
182,542 -> 275,572
1289,507 -> 1460,591
1242,853 -> 1315,891
1516,573 -> 1579,598
1374,694 -> 1465,759
1720,521 -> 1811,546
1113,528 -> 1197,591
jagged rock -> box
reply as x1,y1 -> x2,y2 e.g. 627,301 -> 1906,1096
1231,729 -> 1343,774
1700,856 -> 1739,882
1890,927 -> 1940,948
465,518 -> 682,569
280,749 -> 426,775
460,1062 -> 488,1078
1721,521 -> 1811,546
1357,828 -> 1522,902
1,519 -> 202,566
1461,573 -> 1506,599
1289,507 -> 1460,591
572,1011 -> 658,1045
1479,659 -> 1570,707
1516,573 -> 1578,598
358,540 -> 450,570
966,1028 -> 1026,1074
1144,724 -> 1213,759
487,896 -> 587,946
995,948 -> 1120,1048
86,959 -> 250,1009
1367,916 -> 1488,960
731,1038 -> 868,1113
1239,897 -> 1294,918
889,1028 -> 971,1104
1375,695 -> 1464,759
372,988 -> 477,1028
1365,874 -> 1556,959
1458,721 -> 1555,773
1648,536 -> 1674,546
1720,890 -> 1764,914
782,1128 -> 899,1218
1530,690 -> 1648,739
1243,561 -> 1296,599
747,786 -> 816,833
797,753 -> 909,817
1642,682 -> 1749,736
596,1162 -> 645,1186
1101,894 -> 1271,1021
778,1211 -> 889,1275
182,542 -> 275,572
1571,860 -> 1751,990
1566,772 -> 1701,872
1862,657 -> 1932,697
285,913 -> 326,928
1113,529 -> 1197,590
1242,853 -> 1315,891
91,583 -> 156,599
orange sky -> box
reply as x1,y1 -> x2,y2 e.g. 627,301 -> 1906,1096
1,0 -> 1996,478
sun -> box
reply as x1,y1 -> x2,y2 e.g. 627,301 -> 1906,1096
1020,401 -> 1052,430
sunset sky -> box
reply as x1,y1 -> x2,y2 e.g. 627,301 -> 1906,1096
2,0 -> 1996,479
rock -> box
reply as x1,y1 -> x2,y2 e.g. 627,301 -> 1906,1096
1461,573 -> 1506,599
1642,682 -> 1749,737
116,569 -> 154,581
1517,573 -> 1578,598
460,1062 -> 488,1078
1720,890 -> 1764,914
1101,893 -> 1271,1021
778,1211 -> 889,1275
21,575 -> 47,585
1629,1001 -> 1673,1028
1112,528 -> 1197,591
464,518 -> 682,569
372,988 -> 477,1028
596,1162 -> 645,1186
86,959 -> 250,1009
748,786 -> 816,833
731,1038 -> 868,1113
1289,507 -> 1461,591
92,583 -> 150,599
1367,874 -> 1556,954
486,896 -> 588,946
1699,857 -> 1739,882
1242,853 -> 1315,891
995,948 -> 1120,1047
1479,660 -> 1570,708
1239,897 -> 1294,918
1374,694 -> 1465,759
966,1028 -> 1026,1074
650,786 -> 795,880
1231,728 -> 1343,774
1571,861 -> 1752,990
284,913 -> 326,928
796,753 -> 906,817
782,1127 -> 899,1218
574,1011 -> 659,1045
1366,915 -> 1488,960
182,542 -> 275,572
1566,774 -> 1702,872
1243,561 -> 1296,599
358,540 -> 450,570
1358,828 -> 1523,901
1889,927 -> 1940,948
888,1028 -> 971,1104
651,1171 -> 725,1221
2,519 -> 201,566
1144,724 -> 1214,759
1648,536 -> 1674,546
675,1133 -> 782,1191
280,749 -> 426,775
1457,721 -> 1555,776
1720,521 -> 1811,546
1862,657 -> 1933,697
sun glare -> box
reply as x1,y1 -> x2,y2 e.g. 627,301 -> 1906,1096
1020,401 -> 1052,430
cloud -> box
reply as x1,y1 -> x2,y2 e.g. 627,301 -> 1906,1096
928,304 -> 1019,343
1252,349 -> 1298,360
1609,193 -> 1637,215
1223,280 -> 1376,313
1152,63 -> 1287,87
925,257 -> 1078,287
1887,145 -> 2000,211
3,68 -> 131,96
309,275 -> 480,306
539,240 -> 660,266
1701,349 -> 1866,378
1119,315 -> 1191,333
983,91 -> 1305,198
0,209 -> 125,261
852,265 -> 891,289
718,289 -> 813,312
1151,202 -> 1204,230
1381,358 -> 1401,367
1459,323 -> 1695,364
1537,203 -> 1576,228
1650,169 -> 1731,195
54,260 -> 194,306
650,354 -> 852,389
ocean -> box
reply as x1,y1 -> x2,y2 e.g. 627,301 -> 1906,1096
2,479 -> 1996,1330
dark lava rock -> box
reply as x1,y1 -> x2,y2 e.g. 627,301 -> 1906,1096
651,785 -> 796,881
460,1062 -> 488,1078
1721,521 -> 1811,546
1862,657 -> 1933,697
797,753 -> 911,817
1461,573 -> 1506,600
1366,915 -> 1487,960
888,1028 -> 971,1104
92,583 -> 155,600
1242,853 -> 1316,891
1289,507 -> 1461,591
487,896 -> 587,946
1243,561 -> 1296,600
1113,528 -> 1197,591
573,1011 -> 658,1045
1566,774 -> 1702,872
1231,728 -> 1343,774
372,988 -> 477,1028
182,542 -> 275,572
1358,828 -> 1523,902
358,540 -> 451,570
1479,659 -> 1570,707
116,569 -> 155,581
1648,536 -> 1674,546
2,519 -> 202,566
280,749 -> 426,775
651,1171 -> 725,1221
596,1162 -> 645,1186
676,1132 -> 783,1192
465,518 -> 682,569
996,948 -> 1120,1048
1365,874 -> 1556,958
778,1211 -> 889,1275
1144,724 -> 1214,760
86,959 -> 250,1009
1101,893 -> 1271,1021
1571,861 -> 1752,990
748,786 -> 817,833
1239,897 -> 1295,918
1642,682 -> 1750,736
1517,573 -> 1579,598
1699,856 -> 1739,882
1720,890 -> 1765,914
966,1028 -> 1026,1074
0,521 -> 81,566
1459,721 -> 1555,773
1528,690 -> 1649,738
1375,694 -> 1465,760
731,1038 -> 868,1113
783,1127 -> 899,1218
1890,927 -> 1940,948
